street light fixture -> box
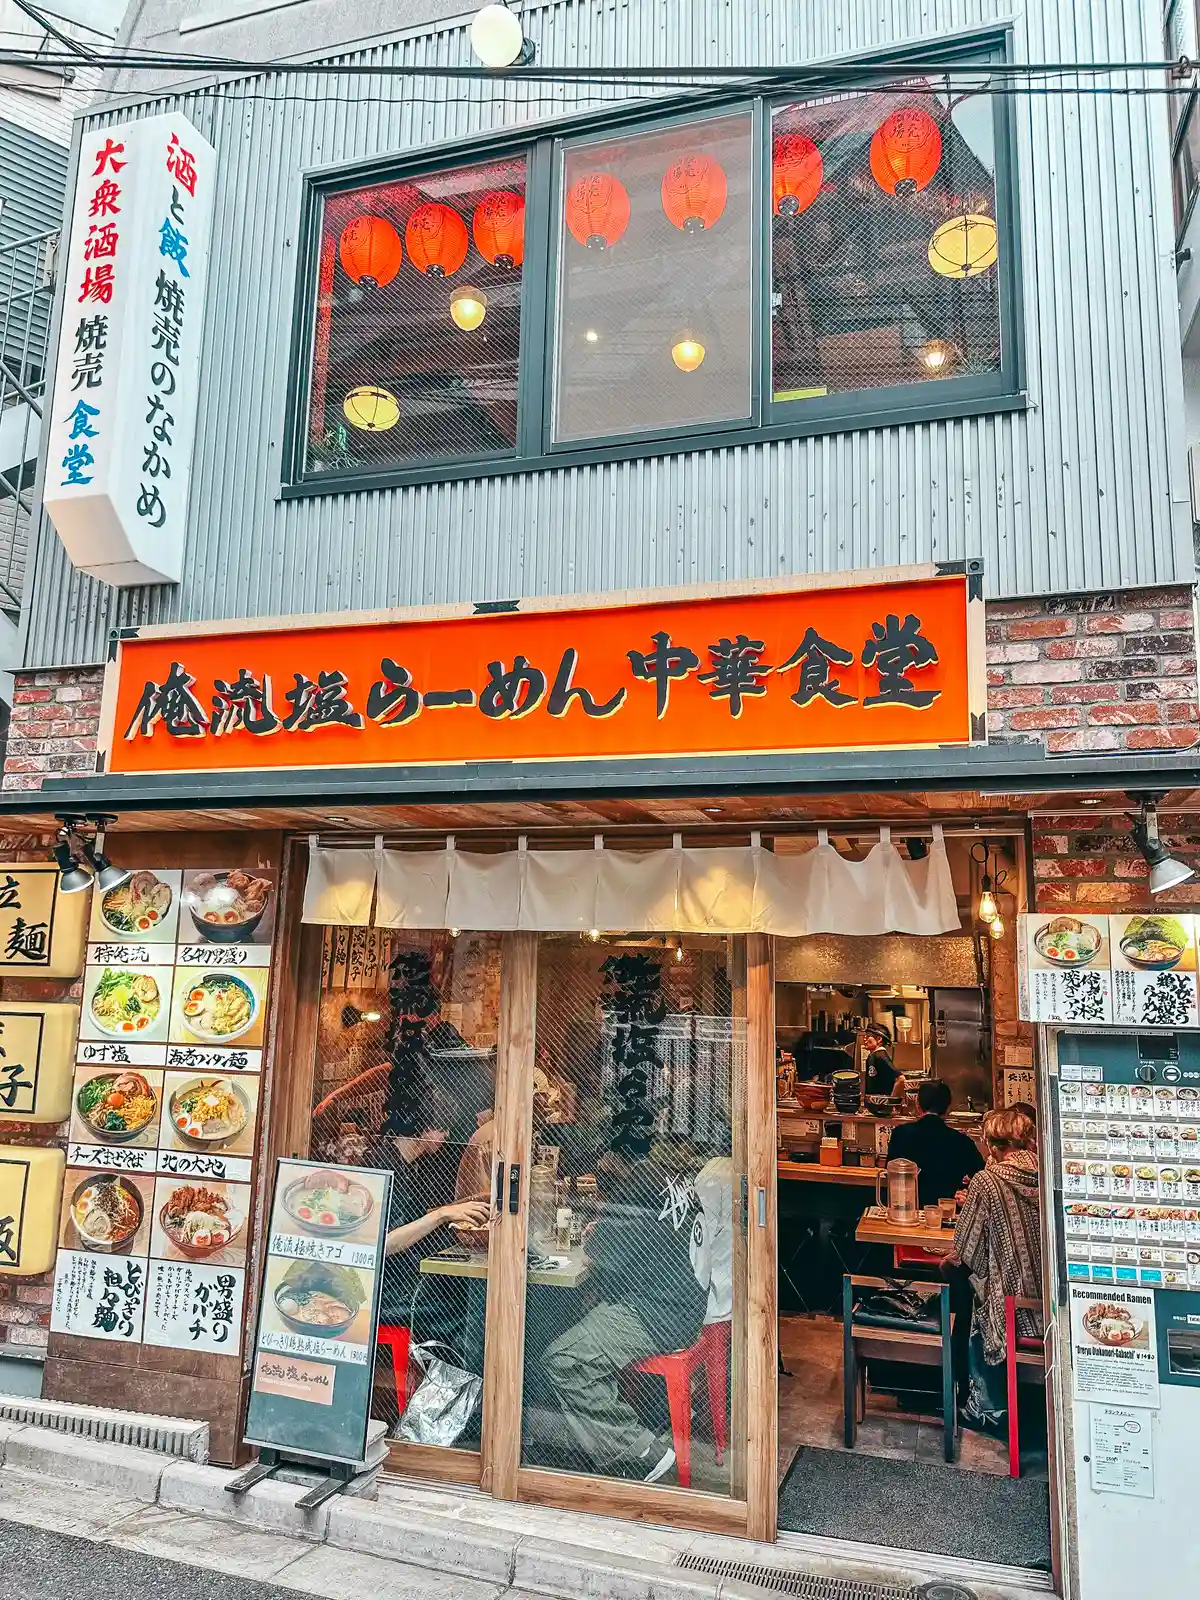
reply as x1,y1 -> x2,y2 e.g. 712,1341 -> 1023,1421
470,4 -> 535,68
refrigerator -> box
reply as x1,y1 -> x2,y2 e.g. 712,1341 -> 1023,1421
929,986 -> 992,1110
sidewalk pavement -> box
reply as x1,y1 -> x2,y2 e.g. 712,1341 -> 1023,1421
0,1417 -> 1055,1600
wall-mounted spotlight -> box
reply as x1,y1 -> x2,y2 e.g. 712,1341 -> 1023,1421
470,3 -> 535,67
52,826 -> 92,894
1131,797 -> 1195,895
81,815 -> 131,894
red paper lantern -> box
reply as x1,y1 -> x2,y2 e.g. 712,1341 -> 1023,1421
564,172 -> 631,250
338,215 -> 403,287
405,202 -> 469,277
869,108 -> 943,196
661,153 -> 728,233
772,134 -> 824,217
473,189 -> 526,270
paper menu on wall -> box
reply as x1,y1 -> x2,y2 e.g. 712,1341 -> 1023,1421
1020,914 -> 1113,1024
1070,1285 -> 1160,1407
1089,1405 -> 1155,1498
1110,915 -> 1199,1029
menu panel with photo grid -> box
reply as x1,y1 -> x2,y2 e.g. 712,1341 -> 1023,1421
51,864 -> 277,1365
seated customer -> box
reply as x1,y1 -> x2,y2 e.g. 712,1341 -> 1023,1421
942,1106 -> 1042,1435
887,1079 -> 985,1206
540,1151 -> 709,1484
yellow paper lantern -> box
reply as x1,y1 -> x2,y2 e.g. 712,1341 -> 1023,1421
450,286 -> 488,331
671,337 -> 706,373
343,386 -> 400,432
928,213 -> 998,279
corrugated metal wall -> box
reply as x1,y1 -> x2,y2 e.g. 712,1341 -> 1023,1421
20,0 -> 1196,670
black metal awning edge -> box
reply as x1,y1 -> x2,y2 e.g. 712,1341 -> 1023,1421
0,743 -> 1197,818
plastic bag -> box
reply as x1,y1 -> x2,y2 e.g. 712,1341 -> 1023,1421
394,1340 -> 481,1446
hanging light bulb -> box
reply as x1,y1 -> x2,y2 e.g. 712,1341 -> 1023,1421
989,915 -> 1005,940
589,927 -> 601,942
675,938 -> 684,964
450,927 -> 461,938
977,874 -> 998,923
450,285 -> 488,330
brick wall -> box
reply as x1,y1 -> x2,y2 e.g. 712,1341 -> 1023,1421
3,667 -> 105,791
1032,815 -> 1200,914
987,586 -> 1198,753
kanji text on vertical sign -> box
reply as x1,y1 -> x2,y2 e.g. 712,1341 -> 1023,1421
104,568 -> 985,774
43,115 -> 215,587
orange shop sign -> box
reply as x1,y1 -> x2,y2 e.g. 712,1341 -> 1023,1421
103,567 -> 985,776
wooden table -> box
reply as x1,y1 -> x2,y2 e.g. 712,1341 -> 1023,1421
855,1205 -> 955,1254
778,1159 -> 880,1187
419,1247 -> 591,1288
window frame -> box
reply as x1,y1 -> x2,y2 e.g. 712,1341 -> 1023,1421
281,28 -> 1024,499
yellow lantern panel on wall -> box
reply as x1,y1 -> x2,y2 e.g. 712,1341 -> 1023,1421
0,1144 -> 64,1275
0,864 -> 88,979
929,213 -> 998,279
343,387 -> 400,433
0,1002 -> 81,1123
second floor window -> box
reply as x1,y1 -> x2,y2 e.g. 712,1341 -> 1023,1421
291,43 -> 1019,492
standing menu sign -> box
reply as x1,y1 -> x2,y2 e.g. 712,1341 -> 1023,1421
244,1159 -> 391,1466
1020,913 -> 1200,1027
50,864 -> 276,1352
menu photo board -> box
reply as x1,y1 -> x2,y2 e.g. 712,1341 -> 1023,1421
51,863 -> 275,1352
244,1159 -> 391,1467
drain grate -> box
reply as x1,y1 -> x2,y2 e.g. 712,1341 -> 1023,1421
675,1554 -> 915,1599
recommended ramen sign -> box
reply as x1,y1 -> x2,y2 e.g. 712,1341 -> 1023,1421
244,1158 -> 392,1466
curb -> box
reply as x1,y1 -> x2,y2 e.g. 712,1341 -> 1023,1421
0,1421 -> 1055,1600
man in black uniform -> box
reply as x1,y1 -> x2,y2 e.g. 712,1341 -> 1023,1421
887,1078 -> 985,1207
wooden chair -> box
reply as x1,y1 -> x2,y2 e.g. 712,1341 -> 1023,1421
842,1273 -> 956,1463
1004,1294 -> 1046,1479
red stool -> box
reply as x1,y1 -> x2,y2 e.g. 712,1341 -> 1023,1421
376,1324 -> 412,1422
632,1320 -> 730,1489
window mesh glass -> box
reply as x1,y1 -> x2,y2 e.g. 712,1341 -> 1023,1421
771,80 -> 1003,403
553,114 -> 754,444
305,157 -> 526,474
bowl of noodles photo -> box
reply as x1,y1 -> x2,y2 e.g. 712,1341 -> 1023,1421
1119,915 -> 1189,972
185,870 -> 273,944
273,1260 -> 366,1339
90,969 -> 162,1037
70,1174 -> 144,1252
179,971 -> 258,1043
75,1070 -> 158,1142
169,1077 -> 250,1148
100,870 -> 173,938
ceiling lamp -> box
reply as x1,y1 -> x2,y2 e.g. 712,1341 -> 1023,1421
469,3 -> 535,68
473,189 -> 525,269
565,172 -> 631,250
671,335 -> 706,373
450,285 -> 488,330
772,133 -> 824,217
870,108 -> 943,196
929,212 -> 999,279
343,386 -> 400,432
661,153 -> 728,233
338,215 -> 403,288
405,202 -> 469,277
1132,801 -> 1196,895
920,339 -> 953,372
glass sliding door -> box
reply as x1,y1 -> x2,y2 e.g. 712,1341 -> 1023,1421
515,933 -> 748,1499
307,928 -> 503,1469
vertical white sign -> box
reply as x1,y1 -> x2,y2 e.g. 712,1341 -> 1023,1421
43,113 -> 215,587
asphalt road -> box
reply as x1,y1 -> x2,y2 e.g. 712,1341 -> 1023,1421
0,1517 -> 324,1600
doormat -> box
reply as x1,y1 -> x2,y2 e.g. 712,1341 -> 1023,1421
777,1446 -> 1051,1572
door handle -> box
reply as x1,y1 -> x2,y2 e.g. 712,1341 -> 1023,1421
508,1162 -> 522,1215
757,1187 -> 767,1228
494,1158 -> 505,1213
